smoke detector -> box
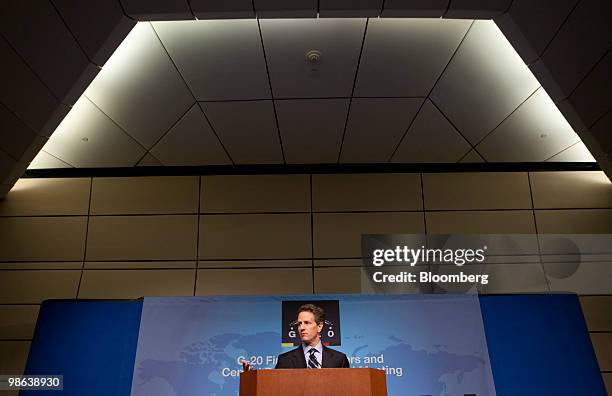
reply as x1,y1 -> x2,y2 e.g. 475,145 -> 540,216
306,50 -> 322,64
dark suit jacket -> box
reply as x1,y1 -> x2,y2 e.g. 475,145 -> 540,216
275,345 -> 350,369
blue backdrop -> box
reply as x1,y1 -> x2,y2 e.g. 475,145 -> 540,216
22,294 -> 606,396
131,294 -> 495,396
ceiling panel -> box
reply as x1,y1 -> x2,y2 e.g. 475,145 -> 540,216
2,161 -> 28,186
381,0 -> 448,17
431,20 -> 540,144
136,153 -> 163,166
0,150 -> 15,182
535,0 -> 612,101
29,151 -> 72,169
36,105 -> 71,139
0,37 -> 67,136
120,0 -> 193,20
201,101 -> 283,164
10,17 -> 600,173
494,0 -> 580,64
152,20 -> 270,101
0,184 -> 11,197
340,98 -> 422,163
0,103 -> 38,161
560,50 -> 612,131
319,0 -> 382,17
42,97 -> 145,167
0,1 -> 97,105
391,99 -> 471,162
476,88 -> 580,162
150,105 -> 231,166
190,0 -> 255,19
53,0 -> 136,66
355,18 -> 471,97
254,0 -> 317,18
590,110 -> 612,154
275,98 -> 349,163
85,22 -> 194,149
459,150 -> 485,163
260,19 -> 366,98
17,135 -> 47,165
444,0 -> 512,19
575,129 -> 607,160
547,142 -> 596,162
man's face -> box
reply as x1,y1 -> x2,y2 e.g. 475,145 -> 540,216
297,311 -> 323,346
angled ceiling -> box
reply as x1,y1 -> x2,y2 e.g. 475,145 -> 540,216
28,19 -> 593,169
1,0 -> 611,197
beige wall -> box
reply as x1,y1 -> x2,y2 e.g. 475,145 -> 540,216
0,171 -> 611,392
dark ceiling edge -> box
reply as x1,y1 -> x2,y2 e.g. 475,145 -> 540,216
22,162 -> 600,178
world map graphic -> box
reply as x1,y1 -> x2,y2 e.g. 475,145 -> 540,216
134,331 -> 490,396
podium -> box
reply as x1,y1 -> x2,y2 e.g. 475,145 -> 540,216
239,368 -> 387,396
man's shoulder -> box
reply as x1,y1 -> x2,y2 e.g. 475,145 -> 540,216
323,347 -> 344,355
323,346 -> 350,368
278,347 -> 302,359
323,346 -> 347,357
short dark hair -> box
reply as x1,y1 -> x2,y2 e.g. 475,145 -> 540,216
297,304 -> 325,325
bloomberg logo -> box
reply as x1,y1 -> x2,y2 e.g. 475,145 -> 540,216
281,300 -> 342,346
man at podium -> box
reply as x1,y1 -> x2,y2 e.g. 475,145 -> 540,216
276,304 -> 350,369
242,304 -> 350,370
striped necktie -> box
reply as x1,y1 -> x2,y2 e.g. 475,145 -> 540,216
307,348 -> 320,369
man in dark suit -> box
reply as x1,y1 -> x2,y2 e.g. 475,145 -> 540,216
242,304 -> 349,371
275,304 -> 350,369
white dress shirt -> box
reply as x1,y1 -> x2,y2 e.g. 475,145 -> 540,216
302,340 -> 323,368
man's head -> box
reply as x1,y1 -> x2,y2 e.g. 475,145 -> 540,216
297,304 -> 325,347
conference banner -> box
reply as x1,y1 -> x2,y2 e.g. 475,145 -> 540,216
130,294 -> 497,396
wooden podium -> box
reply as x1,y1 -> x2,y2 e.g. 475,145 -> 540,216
239,368 -> 387,396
